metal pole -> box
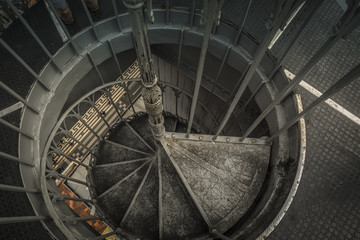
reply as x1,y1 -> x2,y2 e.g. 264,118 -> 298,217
210,46 -> 231,93
0,184 -> 39,193
0,81 -> 40,114
103,89 -> 123,119
269,63 -> 360,141
68,113 -> 101,139
108,40 -> 136,113
57,129 -> 92,152
211,229 -> 232,240
0,118 -> 34,139
157,153 -> 163,240
186,0 -> 224,136
62,216 -> 102,222
80,0 -> 100,42
111,0 -> 122,32
176,28 -> 184,87
88,53 -> 104,85
0,216 -> 49,224
50,150 -> 89,168
0,39 -> 51,91
176,30 -> 184,118
45,0 -> 81,55
213,0 -> 301,139
84,99 -> 111,128
124,0 -> 165,140
5,0 -> 62,72
0,151 -> 35,167
235,81 -> 265,117
233,0 -> 253,45
49,193 -> 94,203
190,0 -> 196,26
269,0 -> 324,79
241,8 -> 360,141
47,170 -> 88,186
166,0 -> 170,24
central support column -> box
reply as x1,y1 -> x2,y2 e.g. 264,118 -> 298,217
124,0 -> 165,140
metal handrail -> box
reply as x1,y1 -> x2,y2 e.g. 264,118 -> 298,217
40,78 -> 141,240
39,74 -> 222,239
0,0 -> 358,239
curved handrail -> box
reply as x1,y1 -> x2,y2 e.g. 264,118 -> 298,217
40,78 -> 141,240
39,76 -> 224,239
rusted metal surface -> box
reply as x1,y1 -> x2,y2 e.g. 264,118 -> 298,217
58,183 -> 107,234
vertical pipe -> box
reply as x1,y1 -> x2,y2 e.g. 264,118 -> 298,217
5,0 -> 62,72
186,0 -> 223,136
124,0 -> 165,140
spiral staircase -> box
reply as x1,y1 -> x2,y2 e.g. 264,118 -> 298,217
0,0 -> 359,239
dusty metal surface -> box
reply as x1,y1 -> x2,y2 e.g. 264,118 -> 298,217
87,114 -> 273,239
160,147 -> 209,239
2,0 -> 355,239
162,134 -> 271,232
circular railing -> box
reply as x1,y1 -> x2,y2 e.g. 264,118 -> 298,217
40,76 -> 225,239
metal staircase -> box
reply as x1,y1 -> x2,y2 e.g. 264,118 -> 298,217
0,0 -> 359,239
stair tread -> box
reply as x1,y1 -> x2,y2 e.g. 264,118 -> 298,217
92,159 -> 149,195
160,149 -> 208,239
162,137 -> 270,231
108,121 -> 154,153
95,140 -> 151,165
96,161 -> 151,225
128,114 -> 157,150
122,161 -> 159,239
175,139 -> 270,187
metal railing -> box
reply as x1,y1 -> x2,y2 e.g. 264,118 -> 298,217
37,72 -> 222,239
0,0 -> 359,239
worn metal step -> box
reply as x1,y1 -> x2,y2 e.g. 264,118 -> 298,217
161,132 -> 271,232
160,148 -> 209,239
95,160 -> 151,225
